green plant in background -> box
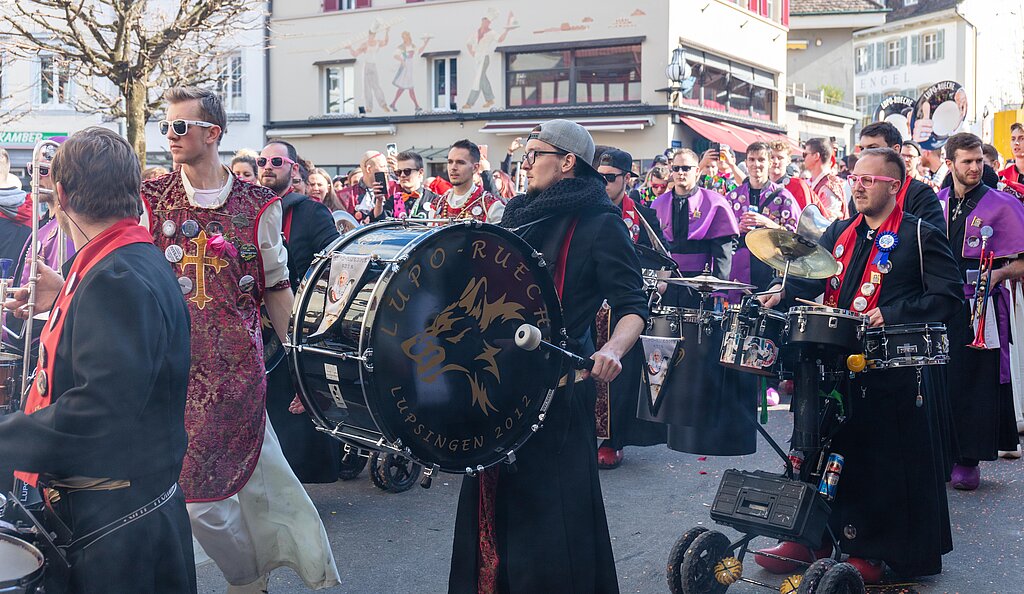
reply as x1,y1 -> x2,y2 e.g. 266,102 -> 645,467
819,84 -> 845,105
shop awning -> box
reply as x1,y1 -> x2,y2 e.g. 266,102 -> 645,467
679,115 -> 802,154
479,116 -> 655,135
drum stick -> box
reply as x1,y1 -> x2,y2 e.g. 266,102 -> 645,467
795,297 -> 819,307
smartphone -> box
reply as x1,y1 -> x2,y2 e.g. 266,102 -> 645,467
385,143 -> 398,158
479,144 -> 489,160
374,171 -> 389,197
710,142 -> 721,152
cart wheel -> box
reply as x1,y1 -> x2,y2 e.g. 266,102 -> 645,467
337,447 -> 367,481
678,530 -> 731,594
369,452 -> 422,493
815,563 -> 865,594
797,558 -> 836,594
666,526 -> 709,594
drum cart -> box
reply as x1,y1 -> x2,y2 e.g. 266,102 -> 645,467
665,225 -> 872,594
334,443 -> 422,493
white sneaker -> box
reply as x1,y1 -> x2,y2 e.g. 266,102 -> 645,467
998,445 -> 1022,459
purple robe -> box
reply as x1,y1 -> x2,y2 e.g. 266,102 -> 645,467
18,217 -> 77,285
651,188 -> 738,272
939,186 -> 1024,383
726,181 -> 800,287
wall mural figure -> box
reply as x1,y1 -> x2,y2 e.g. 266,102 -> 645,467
463,8 -> 517,110
346,19 -> 392,113
390,31 -> 432,112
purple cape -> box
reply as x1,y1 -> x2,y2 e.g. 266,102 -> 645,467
652,188 -> 738,272
938,186 -> 1024,259
725,181 -> 800,233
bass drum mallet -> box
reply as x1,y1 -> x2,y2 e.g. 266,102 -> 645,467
514,324 -> 594,371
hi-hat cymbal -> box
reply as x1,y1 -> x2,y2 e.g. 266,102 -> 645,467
662,274 -> 757,292
745,228 -> 840,279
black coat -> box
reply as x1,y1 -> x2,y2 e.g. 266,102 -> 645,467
785,213 -> 961,577
449,179 -> 646,594
0,216 -> 30,266
0,242 -> 196,591
268,192 -> 342,483
903,178 -> 947,236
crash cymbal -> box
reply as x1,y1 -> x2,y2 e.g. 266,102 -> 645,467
745,228 -> 840,279
662,274 -> 757,292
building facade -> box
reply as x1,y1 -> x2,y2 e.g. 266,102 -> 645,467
853,0 -> 1024,145
268,0 -> 794,175
0,5 -> 267,172
786,0 -> 887,150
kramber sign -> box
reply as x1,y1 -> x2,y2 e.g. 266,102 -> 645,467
0,131 -> 67,147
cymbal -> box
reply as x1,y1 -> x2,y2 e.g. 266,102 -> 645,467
662,274 -> 757,292
745,228 -> 840,280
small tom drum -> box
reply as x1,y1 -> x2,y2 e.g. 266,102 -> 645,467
864,323 -> 949,369
720,304 -> 787,376
0,533 -> 44,593
785,306 -> 867,353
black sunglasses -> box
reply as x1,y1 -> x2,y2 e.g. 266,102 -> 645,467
601,172 -> 626,183
394,168 -> 421,177
671,165 -> 695,173
27,163 -> 49,177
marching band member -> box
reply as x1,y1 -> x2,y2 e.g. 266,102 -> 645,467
997,122 -> 1024,200
768,140 -> 815,210
760,147 -> 961,583
803,137 -> 848,220
435,139 -> 504,223
142,87 -> 338,592
651,148 -> 738,307
725,141 -> 801,294
0,128 -> 197,592
938,133 -> 1024,490
448,120 -> 646,594
592,146 -> 666,469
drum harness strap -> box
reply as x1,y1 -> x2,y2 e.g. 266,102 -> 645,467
54,483 -> 179,556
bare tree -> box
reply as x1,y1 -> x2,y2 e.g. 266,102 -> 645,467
0,0 -> 264,165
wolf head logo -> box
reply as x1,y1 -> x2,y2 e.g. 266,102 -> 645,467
401,277 -> 525,415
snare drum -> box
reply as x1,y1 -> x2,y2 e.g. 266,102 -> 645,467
786,306 -> 868,353
0,352 -> 20,412
720,305 -> 787,376
864,323 -> 949,370
0,533 -> 44,593
291,221 -> 563,475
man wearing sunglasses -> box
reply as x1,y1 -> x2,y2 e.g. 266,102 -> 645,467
651,149 -> 738,303
591,146 -> 667,470
142,87 -> 339,592
450,120 -> 646,594
257,140 -> 341,486
725,141 -> 800,295
378,150 -> 439,219
758,147 -> 962,584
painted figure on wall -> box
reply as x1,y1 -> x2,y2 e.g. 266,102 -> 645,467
463,9 -> 517,110
390,31 -> 432,112
346,19 -> 392,113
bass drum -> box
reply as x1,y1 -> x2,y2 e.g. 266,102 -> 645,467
291,221 -> 564,474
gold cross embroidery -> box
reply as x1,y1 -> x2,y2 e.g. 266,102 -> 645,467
180,230 -> 228,309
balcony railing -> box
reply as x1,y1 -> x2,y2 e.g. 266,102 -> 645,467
786,83 -> 855,110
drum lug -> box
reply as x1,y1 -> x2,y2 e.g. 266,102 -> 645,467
504,451 -> 518,474
533,251 -> 547,268
798,315 -> 806,334
828,317 -> 838,329
361,348 -> 374,372
420,464 -> 440,489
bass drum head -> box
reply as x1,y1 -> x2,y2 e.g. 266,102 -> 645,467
364,222 -> 564,473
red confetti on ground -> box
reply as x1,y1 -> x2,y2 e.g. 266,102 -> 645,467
699,471 -> 707,475
697,457 -> 707,461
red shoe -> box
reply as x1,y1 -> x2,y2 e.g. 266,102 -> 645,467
597,447 -> 624,469
753,541 -> 832,574
845,557 -> 885,584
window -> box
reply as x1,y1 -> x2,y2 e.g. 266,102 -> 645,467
884,38 -> 905,69
855,45 -> 872,74
218,53 -> 244,113
431,57 -> 458,110
323,0 -> 370,11
914,30 -> 944,63
39,54 -> 70,107
506,44 -> 640,108
681,47 -> 777,120
322,64 -> 355,115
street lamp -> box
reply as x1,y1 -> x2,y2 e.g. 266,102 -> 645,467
665,46 -> 691,84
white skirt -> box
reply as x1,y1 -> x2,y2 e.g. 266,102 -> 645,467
188,414 -> 340,589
